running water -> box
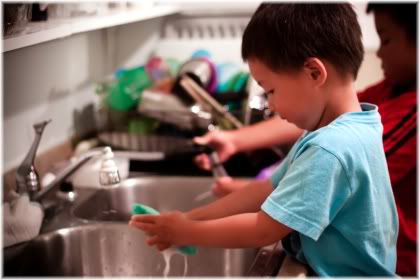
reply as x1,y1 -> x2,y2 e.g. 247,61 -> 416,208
161,249 -> 188,277
194,190 -> 213,202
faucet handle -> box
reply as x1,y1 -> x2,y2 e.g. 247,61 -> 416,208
33,119 -> 51,133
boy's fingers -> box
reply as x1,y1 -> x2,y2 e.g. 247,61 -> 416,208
211,185 -> 223,198
131,214 -> 158,223
147,235 -> 162,246
216,176 -> 232,184
130,221 -> 157,233
194,154 -> 211,170
193,136 -> 208,145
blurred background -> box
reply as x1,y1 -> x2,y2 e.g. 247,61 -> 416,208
2,1 -> 382,188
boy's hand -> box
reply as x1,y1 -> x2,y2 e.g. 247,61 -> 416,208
129,211 -> 193,248
212,176 -> 252,197
193,130 -> 237,170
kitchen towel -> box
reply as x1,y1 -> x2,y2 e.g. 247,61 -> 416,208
3,191 -> 44,247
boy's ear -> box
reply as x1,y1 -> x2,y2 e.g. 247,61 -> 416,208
303,58 -> 327,85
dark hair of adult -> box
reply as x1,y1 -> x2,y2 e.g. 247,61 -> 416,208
242,3 -> 364,79
367,3 -> 417,44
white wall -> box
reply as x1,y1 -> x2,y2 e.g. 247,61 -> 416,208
3,18 -> 164,172
4,32 -> 102,172
355,50 -> 383,92
155,4 -> 383,91
353,3 -> 383,91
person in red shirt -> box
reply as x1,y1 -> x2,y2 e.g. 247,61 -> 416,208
194,3 -> 417,276
359,5 -> 417,276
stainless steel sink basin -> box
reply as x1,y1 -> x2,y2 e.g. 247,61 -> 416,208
4,176 -> 260,276
4,223 -> 256,276
73,176 -> 216,221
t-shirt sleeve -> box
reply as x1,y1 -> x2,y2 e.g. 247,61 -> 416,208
262,145 -> 352,241
270,157 -> 289,188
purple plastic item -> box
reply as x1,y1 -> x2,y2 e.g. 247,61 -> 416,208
255,160 -> 283,180
199,57 -> 218,94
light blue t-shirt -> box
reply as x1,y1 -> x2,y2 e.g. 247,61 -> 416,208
261,103 -> 398,276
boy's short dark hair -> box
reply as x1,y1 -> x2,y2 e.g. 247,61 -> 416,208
367,3 -> 417,43
242,3 -> 364,79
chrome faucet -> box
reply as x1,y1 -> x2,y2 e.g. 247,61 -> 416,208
16,120 -> 51,199
33,147 -> 120,202
16,120 -> 121,202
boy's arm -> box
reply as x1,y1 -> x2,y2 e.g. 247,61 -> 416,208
134,210 -> 293,248
186,179 -> 273,221
188,211 -> 293,248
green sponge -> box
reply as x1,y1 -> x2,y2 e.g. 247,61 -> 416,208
132,203 -> 198,256
133,203 -> 160,215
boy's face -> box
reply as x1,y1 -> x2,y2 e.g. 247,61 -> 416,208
248,58 -> 325,131
374,11 -> 417,88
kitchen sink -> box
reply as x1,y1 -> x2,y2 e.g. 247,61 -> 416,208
4,175 -> 264,276
4,223 -> 257,276
72,176 -> 216,222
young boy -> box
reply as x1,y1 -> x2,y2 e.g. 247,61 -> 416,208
194,3 -> 417,276
129,3 -> 398,276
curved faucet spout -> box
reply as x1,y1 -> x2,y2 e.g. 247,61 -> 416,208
16,119 -> 120,202
32,147 -> 120,202
16,120 -> 51,198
